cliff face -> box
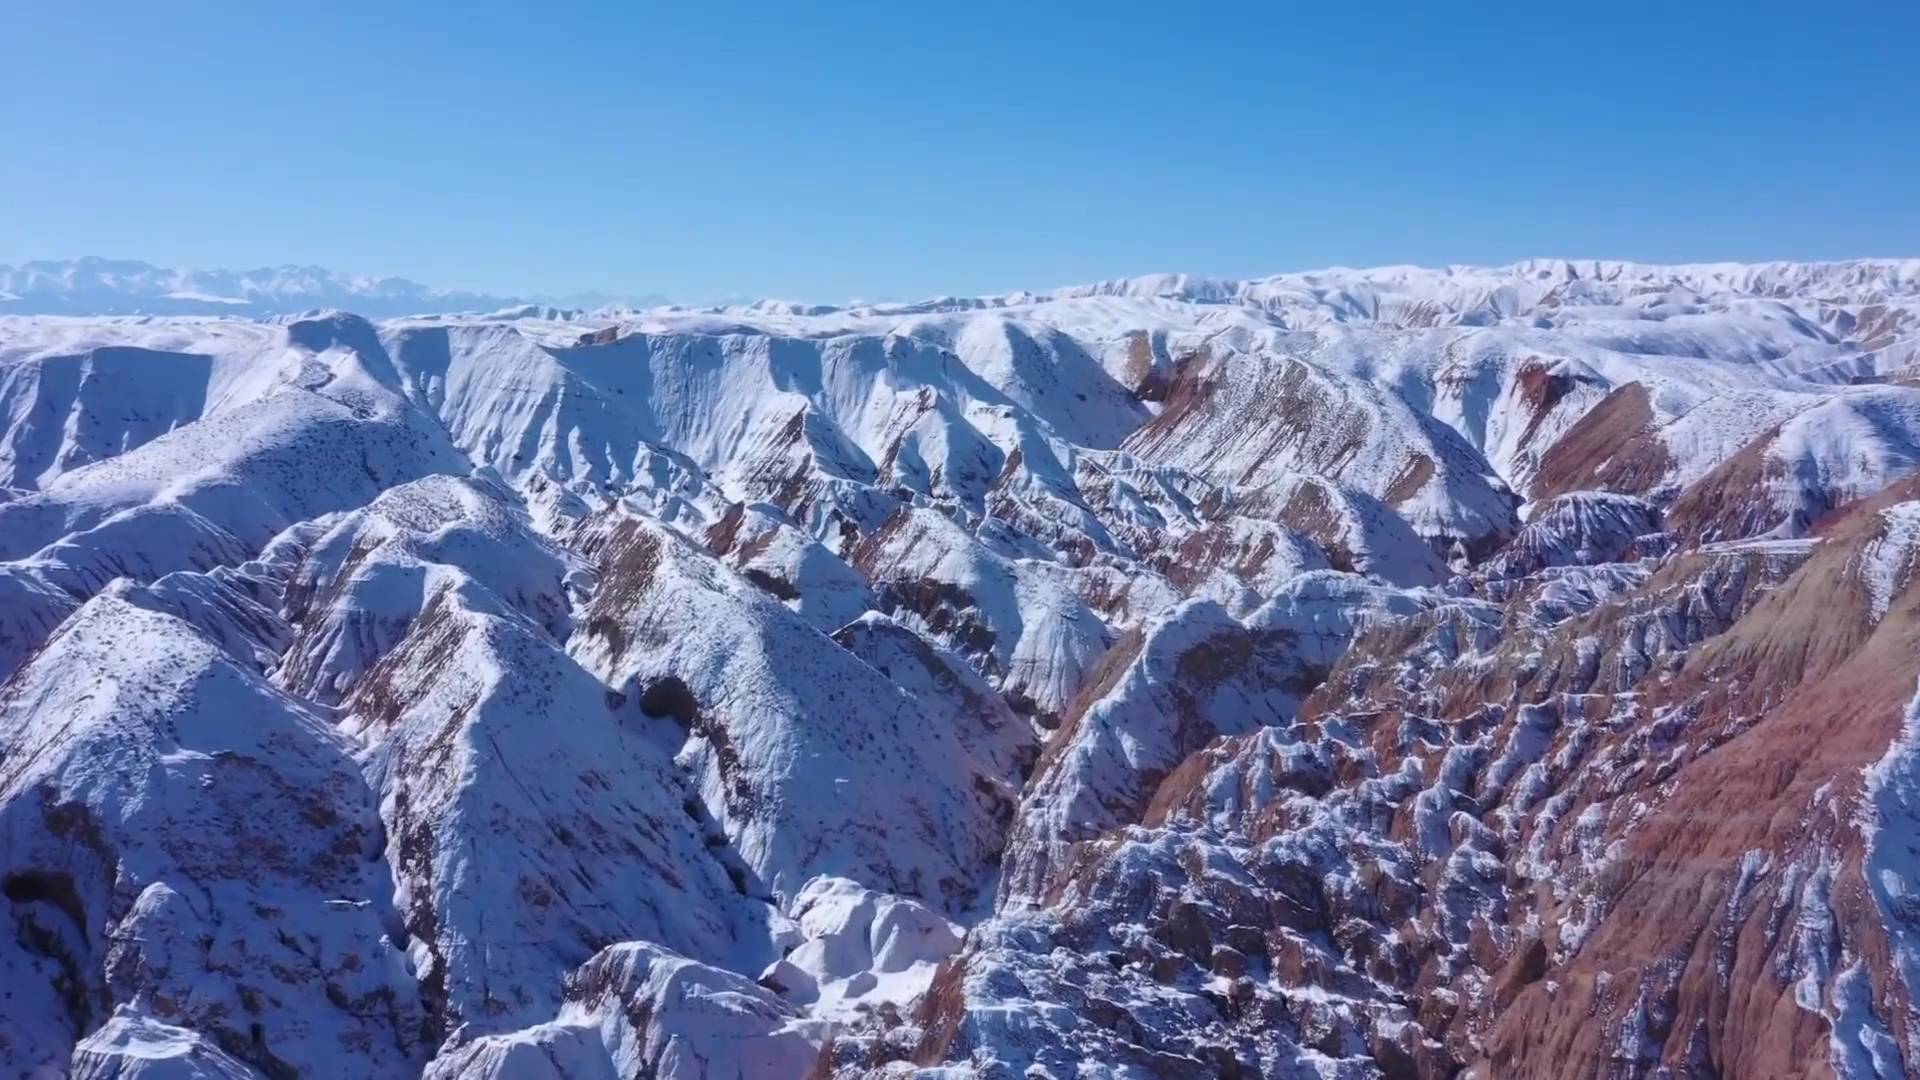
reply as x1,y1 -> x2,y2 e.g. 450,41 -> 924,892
5,259 -> 1920,1078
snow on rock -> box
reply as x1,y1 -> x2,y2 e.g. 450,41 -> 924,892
0,917 -> 74,1076
905,788 -> 1436,1079
1121,344 -> 1521,557
1146,510 -> 1333,613
852,506 -> 1114,723
9,258 -> 1920,1078
379,322 -> 1060,543
0,318 -> 465,682
1483,490 -> 1664,580
1670,386 -> 1920,543
0,257 -> 556,319
703,500 -> 875,633
105,570 -> 291,675
1233,473 -> 1452,586
1858,678 -> 1920,1064
280,472 -> 576,703
69,1009 -> 261,1080
0,316 -> 463,560
422,942 -> 820,1080
1255,568 -> 1453,671
1034,258 -> 1920,325
948,315 -> 1149,450
0,596 -> 426,1077
1854,501 -> 1920,624
0,344 -> 226,491
830,611 -> 1037,785
764,876 -> 962,1021
996,598 -> 1321,905
569,511 -> 1011,914
342,575 -> 774,1038
0,564 -> 79,682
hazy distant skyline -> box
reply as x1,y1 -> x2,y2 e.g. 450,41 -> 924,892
8,2 -> 1917,304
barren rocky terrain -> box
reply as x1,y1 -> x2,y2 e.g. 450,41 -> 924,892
4,258 -> 1920,1077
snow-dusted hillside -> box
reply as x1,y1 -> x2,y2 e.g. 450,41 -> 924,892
5,258 -> 1920,1078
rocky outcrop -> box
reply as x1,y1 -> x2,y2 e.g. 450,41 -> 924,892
571,514 -> 1013,914
852,506 -> 1115,722
1483,490 -> 1664,580
345,582 -> 770,1038
1122,349 -> 1520,556
998,597 -> 1345,905
422,943 -> 820,1079
280,473 -> 577,703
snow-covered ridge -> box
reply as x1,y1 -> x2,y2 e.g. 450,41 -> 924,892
1042,257 -> 1920,306
7,257 -> 1920,1077
14,255 -> 1920,326
718,256 -> 1920,328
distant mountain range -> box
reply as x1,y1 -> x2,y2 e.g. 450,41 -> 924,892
0,257 -> 668,318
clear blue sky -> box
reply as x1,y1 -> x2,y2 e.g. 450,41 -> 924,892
6,2 -> 1917,303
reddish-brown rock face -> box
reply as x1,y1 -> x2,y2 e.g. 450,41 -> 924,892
1532,382 -> 1673,501
890,496 -> 1920,1077
875,467 -> 1920,1076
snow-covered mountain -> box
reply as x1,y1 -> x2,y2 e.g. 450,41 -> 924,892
5,257 -> 1920,1077
0,257 -> 669,319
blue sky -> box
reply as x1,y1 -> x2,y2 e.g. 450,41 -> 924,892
6,2 -> 1917,303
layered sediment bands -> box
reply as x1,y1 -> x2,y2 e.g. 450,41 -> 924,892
1532,381 -> 1672,500
1482,538 -> 1920,1076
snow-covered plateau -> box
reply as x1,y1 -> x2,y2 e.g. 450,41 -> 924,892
5,257 -> 1920,1077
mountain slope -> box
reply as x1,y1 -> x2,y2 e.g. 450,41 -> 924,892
4,257 -> 1920,1078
